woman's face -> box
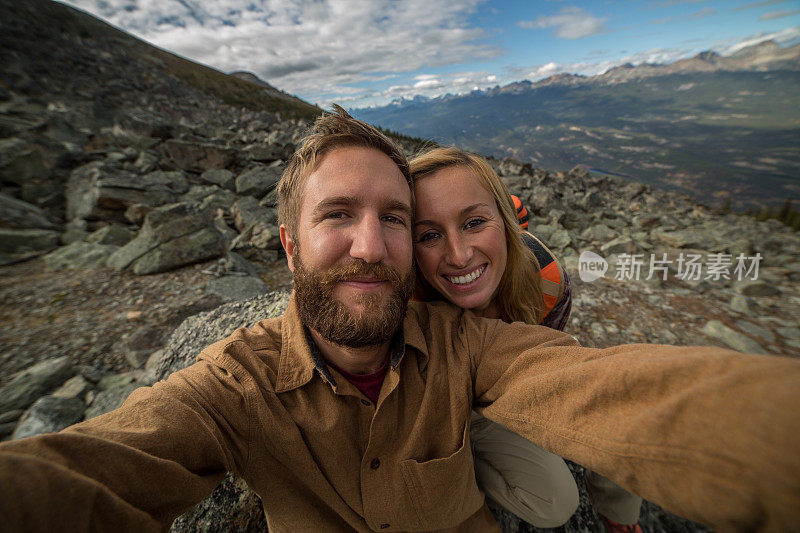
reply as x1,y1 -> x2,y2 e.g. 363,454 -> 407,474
413,165 -> 508,315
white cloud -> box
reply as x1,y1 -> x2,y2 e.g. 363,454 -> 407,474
61,0 -> 501,103
528,62 -> 561,78
732,0 -> 789,12
518,7 -> 608,39
759,9 -> 800,20
722,27 -> 800,54
689,7 -> 716,19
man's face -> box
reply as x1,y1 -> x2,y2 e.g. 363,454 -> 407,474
280,146 -> 415,347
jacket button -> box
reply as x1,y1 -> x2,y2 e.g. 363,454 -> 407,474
380,524 -> 390,529
370,458 -> 381,470
361,399 -> 370,406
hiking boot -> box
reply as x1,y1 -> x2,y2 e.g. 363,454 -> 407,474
600,514 -> 643,533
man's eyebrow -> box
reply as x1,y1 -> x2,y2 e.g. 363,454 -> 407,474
311,196 -> 358,215
414,203 -> 491,228
384,199 -> 413,219
311,196 -> 412,218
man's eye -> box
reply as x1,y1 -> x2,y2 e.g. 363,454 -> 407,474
465,218 -> 486,229
416,231 -> 441,243
382,215 -> 406,226
326,211 -> 347,220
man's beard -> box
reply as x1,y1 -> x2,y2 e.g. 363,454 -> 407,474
293,250 -> 415,348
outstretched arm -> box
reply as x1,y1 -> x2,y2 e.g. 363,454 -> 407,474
0,352 -> 256,531
468,317 -> 800,531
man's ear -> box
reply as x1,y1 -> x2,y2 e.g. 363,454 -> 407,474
279,224 -> 295,272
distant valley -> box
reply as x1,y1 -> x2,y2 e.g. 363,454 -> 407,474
353,42 -> 800,210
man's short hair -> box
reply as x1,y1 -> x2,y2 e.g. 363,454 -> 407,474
277,105 -> 411,236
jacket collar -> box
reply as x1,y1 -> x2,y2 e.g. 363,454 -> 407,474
275,294 -> 429,393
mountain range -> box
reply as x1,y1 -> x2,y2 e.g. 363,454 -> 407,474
353,42 -> 800,210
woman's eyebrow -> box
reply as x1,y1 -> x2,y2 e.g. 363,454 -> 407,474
414,203 -> 491,228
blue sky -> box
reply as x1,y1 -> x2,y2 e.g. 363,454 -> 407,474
61,0 -> 800,108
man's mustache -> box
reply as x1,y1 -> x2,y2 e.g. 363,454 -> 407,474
322,260 -> 409,287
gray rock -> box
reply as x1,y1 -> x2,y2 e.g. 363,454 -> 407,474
230,221 -> 282,252
61,228 -> 89,245
580,224 -> 616,243
776,327 -> 800,341
730,295 -> 752,314
0,193 -> 58,229
231,196 -> 273,233
200,168 -> 235,191
85,381 -> 140,420
163,140 -> 236,173
600,236 -> 636,255
734,321 -> 776,343
650,229 -> 710,249
170,472 -> 267,533
734,280 -> 780,297
44,242 -> 119,270
86,224 -> 135,246
701,320 -> 768,354
0,227 -> 60,254
0,356 -> 74,412
10,396 -> 85,439
548,228 -> 572,250
235,162 -> 283,198
245,143 -> 282,162
155,292 -> 290,380
66,162 -> 189,222
107,203 -> 226,275
0,422 -> 17,439
201,189 -> 237,215
0,410 -> 24,424
205,275 -> 268,303
52,375 -> 94,400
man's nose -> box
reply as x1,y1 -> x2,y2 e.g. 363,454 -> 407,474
445,235 -> 472,267
349,216 -> 388,264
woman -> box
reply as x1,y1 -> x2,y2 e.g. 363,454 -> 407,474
409,146 -> 643,533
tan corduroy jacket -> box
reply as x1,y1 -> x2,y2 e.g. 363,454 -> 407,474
1,297 -> 799,532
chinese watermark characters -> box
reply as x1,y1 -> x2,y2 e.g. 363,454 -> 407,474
578,251 -> 762,283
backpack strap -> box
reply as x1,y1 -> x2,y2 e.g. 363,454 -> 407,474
511,194 -> 529,229
520,231 -> 565,315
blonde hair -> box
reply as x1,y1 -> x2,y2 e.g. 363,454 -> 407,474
277,105 -> 411,237
409,147 -> 545,325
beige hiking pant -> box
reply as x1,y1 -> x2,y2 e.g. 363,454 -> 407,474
470,412 -> 643,526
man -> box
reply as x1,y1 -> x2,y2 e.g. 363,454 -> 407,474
1,107 -> 799,532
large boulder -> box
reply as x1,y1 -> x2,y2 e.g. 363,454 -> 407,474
107,203 -> 226,275
66,162 -> 189,222
0,356 -> 75,413
86,223 -> 135,246
163,140 -> 236,173
10,396 -> 85,440
43,241 -> 119,270
0,193 -> 58,229
0,228 -> 60,261
235,162 -> 284,199
199,169 -> 235,191
230,196 -> 273,233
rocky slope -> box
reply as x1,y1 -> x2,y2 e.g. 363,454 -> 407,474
1,1 -> 799,532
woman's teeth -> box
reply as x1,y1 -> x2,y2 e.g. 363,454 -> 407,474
446,265 -> 485,285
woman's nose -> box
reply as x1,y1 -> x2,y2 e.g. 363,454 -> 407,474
445,236 -> 472,267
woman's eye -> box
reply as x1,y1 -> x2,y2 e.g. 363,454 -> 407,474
465,218 -> 485,229
416,231 -> 441,243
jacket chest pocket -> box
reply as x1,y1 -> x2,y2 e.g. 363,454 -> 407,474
399,422 -> 484,531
